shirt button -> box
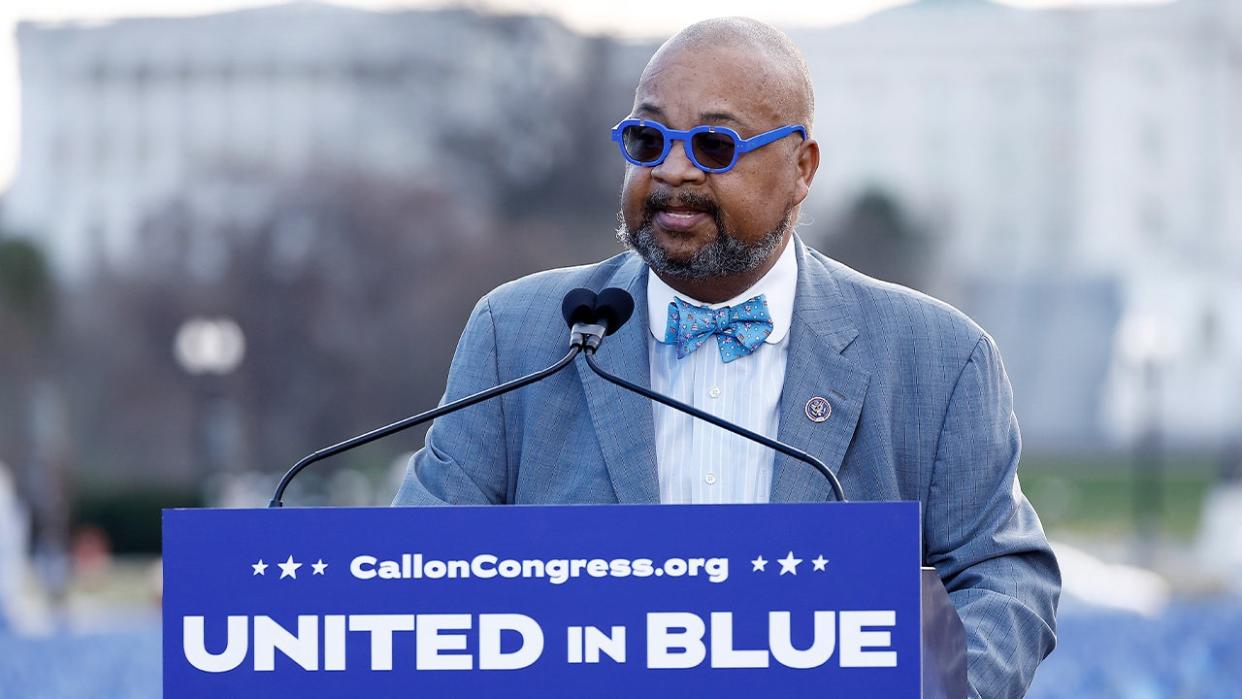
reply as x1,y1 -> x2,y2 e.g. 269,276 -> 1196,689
709,387 -> 721,398
705,473 -> 718,485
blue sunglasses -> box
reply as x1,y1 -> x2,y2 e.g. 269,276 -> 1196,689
611,118 -> 807,174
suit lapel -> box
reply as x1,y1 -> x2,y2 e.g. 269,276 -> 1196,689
576,258 -> 661,503
770,239 -> 872,503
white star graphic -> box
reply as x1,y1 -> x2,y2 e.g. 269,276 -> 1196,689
311,559 -> 328,576
778,551 -> 803,576
751,555 -> 768,572
812,555 -> 829,572
251,559 -> 268,576
278,555 -> 302,580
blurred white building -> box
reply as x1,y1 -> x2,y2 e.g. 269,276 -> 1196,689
1,2 -> 593,274
1,0 -> 1239,448
797,0 -> 1242,448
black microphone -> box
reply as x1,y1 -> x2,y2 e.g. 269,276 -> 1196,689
563,287 -> 607,350
595,287 -> 635,335
562,288 -> 598,327
585,288 -> 847,502
268,289 -> 595,507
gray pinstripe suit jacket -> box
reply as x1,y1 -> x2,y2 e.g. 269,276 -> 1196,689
394,237 -> 1060,697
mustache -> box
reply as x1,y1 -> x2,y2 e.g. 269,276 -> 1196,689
643,189 -> 719,219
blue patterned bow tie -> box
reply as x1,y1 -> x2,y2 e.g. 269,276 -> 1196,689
663,294 -> 774,363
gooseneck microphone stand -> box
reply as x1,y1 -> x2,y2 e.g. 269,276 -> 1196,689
269,289 -> 603,507
268,286 -> 846,506
582,351 -> 847,503
583,289 -> 848,503
268,347 -> 580,507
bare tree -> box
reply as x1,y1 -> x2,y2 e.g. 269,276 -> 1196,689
820,189 -> 939,293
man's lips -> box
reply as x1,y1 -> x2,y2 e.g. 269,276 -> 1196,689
653,208 -> 710,232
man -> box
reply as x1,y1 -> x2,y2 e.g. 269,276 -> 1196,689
395,17 -> 1059,697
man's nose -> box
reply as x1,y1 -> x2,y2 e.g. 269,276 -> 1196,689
651,141 -> 707,187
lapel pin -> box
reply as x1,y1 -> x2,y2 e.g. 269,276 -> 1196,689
805,396 -> 832,423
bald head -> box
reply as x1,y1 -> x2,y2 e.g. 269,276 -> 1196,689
619,17 -> 821,301
641,17 -> 815,130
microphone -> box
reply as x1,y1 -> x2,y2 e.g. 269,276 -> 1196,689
562,288 -> 598,327
585,288 -> 847,502
268,289 -> 596,507
563,287 -> 606,350
568,287 -> 634,351
595,287 -> 635,335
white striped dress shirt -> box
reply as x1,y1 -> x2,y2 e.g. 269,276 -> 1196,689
646,239 -> 797,504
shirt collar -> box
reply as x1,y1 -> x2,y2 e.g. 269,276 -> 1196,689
646,236 -> 798,345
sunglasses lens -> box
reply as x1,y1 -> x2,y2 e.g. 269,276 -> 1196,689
692,131 -> 736,170
622,125 -> 665,163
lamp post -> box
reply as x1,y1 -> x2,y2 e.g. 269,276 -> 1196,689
1117,313 -> 1179,565
173,317 -> 245,479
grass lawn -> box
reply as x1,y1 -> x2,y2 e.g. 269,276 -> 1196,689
1018,455 -> 1218,540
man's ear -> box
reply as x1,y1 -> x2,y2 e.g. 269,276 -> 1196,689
792,138 -> 820,206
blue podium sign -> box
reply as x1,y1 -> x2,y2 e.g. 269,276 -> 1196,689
163,502 -> 921,697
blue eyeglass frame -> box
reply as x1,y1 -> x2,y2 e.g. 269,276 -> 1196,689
610,118 -> 807,173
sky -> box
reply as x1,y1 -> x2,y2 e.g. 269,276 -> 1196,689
0,0 -> 1167,194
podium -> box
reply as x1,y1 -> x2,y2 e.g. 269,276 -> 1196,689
163,502 -> 967,697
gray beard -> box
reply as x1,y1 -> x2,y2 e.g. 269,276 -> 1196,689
616,208 -> 792,280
